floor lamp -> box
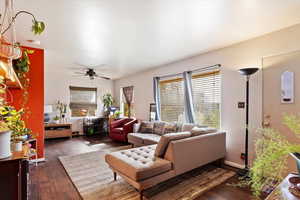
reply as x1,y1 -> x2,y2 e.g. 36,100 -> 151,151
238,67 -> 259,177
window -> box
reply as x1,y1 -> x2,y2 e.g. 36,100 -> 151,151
160,78 -> 185,122
120,88 -> 134,117
69,86 -> 97,117
192,71 -> 221,128
159,70 -> 221,127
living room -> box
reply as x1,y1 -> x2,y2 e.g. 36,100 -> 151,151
1,0 -> 300,200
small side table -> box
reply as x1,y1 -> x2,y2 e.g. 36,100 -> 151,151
266,173 -> 300,200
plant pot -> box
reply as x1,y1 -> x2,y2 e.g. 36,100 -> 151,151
54,120 -> 60,124
0,131 -> 11,159
12,141 -> 23,152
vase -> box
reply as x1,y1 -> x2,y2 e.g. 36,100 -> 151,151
12,141 -> 23,152
291,153 -> 300,174
0,130 -> 11,159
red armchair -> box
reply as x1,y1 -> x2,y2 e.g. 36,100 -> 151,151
109,118 -> 138,142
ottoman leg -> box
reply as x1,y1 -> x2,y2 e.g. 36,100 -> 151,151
113,172 -> 117,181
139,190 -> 143,200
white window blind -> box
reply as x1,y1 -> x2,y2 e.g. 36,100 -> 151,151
160,78 -> 185,122
192,71 -> 221,128
69,86 -> 97,117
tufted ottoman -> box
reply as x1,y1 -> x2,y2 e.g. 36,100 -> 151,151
105,145 -> 173,199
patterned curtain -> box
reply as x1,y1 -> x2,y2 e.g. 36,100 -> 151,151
122,86 -> 134,118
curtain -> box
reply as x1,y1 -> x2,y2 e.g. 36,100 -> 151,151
183,71 -> 196,123
153,77 -> 161,120
122,86 -> 134,118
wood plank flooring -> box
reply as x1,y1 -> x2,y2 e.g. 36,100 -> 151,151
29,136 -> 253,200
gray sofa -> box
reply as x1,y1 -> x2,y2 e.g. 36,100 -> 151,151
105,121 -> 226,200
128,121 -> 213,147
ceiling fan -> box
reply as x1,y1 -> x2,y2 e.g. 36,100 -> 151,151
70,64 -> 111,80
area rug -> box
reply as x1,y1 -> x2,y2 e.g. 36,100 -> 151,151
59,147 -> 235,200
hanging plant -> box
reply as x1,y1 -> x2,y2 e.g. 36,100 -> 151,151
12,47 -> 34,118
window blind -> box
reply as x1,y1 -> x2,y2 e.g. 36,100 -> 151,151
192,71 -> 221,128
69,86 -> 97,117
159,78 -> 185,122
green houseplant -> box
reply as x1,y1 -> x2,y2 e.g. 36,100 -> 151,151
240,114 -> 300,198
102,94 -> 114,117
0,106 -> 31,154
112,110 -> 122,119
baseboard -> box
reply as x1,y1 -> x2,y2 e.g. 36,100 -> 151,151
30,157 -> 46,163
224,160 -> 244,169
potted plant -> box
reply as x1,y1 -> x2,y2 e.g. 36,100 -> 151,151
53,116 -> 60,124
0,106 -> 32,155
113,110 -> 122,119
102,93 -> 114,117
56,101 -> 67,123
0,120 -> 11,159
238,114 -> 300,198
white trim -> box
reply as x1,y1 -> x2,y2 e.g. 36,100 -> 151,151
30,157 -> 46,163
224,160 -> 244,169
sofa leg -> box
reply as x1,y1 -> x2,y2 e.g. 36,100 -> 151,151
113,172 -> 117,181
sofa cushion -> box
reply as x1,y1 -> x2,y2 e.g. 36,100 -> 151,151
163,122 -> 177,134
128,133 -> 145,144
181,123 -> 196,132
133,123 -> 141,133
155,132 -> 192,157
153,122 -> 166,135
128,133 -> 161,145
143,134 -> 161,145
139,121 -> 154,133
191,127 -> 218,136
105,145 -> 172,181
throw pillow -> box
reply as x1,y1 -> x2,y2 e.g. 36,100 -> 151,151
176,123 -> 183,132
181,123 -> 196,132
191,127 -> 218,136
155,131 -> 191,157
139,121 -> 154,133
163,122 -> 177,134
153,122 -> 166,135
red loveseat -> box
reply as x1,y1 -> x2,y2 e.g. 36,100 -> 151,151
109,118 -> 138,142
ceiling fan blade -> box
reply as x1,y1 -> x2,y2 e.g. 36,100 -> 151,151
95,75 -> 111,80
73,72 -> 86,75
68,67 -> 88,71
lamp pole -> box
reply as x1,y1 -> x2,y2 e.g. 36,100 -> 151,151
238,68 -> 259,177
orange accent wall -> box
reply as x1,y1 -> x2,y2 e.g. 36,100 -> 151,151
9,46 -> 44,158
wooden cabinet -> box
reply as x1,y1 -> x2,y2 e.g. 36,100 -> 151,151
44,123 -> 72,139
0,147 -> 30,200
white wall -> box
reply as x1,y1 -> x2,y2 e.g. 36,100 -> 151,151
114,24 -> 300,166
44,50 -> 114,133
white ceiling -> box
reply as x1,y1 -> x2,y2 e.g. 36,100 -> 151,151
5,0 -> 300,79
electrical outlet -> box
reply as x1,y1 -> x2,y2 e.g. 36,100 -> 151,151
240,153 -> 245,160
238,102 -> 245,109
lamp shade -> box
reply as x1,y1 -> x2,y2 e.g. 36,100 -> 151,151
44,105 -> 53,113
238,68 -> 259,76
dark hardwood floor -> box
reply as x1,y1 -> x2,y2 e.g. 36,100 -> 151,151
29,136 -> 253,200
